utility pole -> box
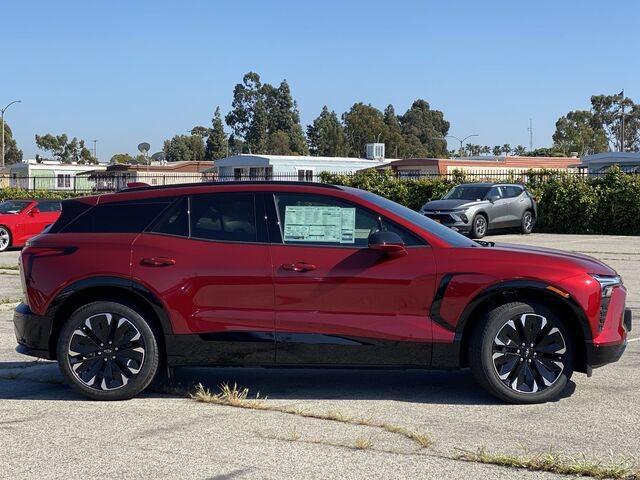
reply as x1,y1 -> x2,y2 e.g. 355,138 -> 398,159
93,139 -> 98,162
528,118 -> 533,152
620,90 -> 625,152
1,100 -> 22,168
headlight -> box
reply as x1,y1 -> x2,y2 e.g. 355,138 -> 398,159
592,274 -> 622,331
592,274 -> 622,298
452,209 -> 469,223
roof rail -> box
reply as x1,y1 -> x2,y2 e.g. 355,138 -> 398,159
115,180 -> 341,193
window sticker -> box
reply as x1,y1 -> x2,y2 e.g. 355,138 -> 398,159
283,206 -> 356,244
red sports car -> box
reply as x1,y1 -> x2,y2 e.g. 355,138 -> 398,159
0,199 -> 62,252
13,182 -> 631,403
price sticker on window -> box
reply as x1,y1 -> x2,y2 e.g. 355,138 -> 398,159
283,206 -> 356,244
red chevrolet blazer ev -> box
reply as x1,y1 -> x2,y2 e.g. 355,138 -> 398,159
13,182 -> 631,403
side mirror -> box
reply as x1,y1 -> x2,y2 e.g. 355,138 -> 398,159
30,207 -> 40,216
368,231 -> 407,258
487,195 -> 500,203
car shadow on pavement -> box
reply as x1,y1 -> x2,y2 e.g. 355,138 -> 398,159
163,366 -> 577,406
0,361 -> 576,404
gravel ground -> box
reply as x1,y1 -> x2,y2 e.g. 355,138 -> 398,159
0,234 -> 638,480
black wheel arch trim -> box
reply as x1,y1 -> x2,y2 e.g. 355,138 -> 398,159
47,276 -> 173,335
430,275 -> 593,369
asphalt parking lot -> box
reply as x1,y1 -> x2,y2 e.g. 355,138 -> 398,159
0,234 -> 638,479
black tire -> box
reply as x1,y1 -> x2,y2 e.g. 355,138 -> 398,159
56,301 -> 159,400
469,301 -> 574,404
470,214 -> 488,239
0,226 -> 11,252
520,210 -> 535,234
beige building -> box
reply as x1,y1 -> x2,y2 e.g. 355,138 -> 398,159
369,156 -> 579,177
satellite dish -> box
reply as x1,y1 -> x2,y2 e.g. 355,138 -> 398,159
151,152 -> 165,162
137,142 -> 151,154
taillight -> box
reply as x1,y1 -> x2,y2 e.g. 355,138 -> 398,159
22,245 -> 77,279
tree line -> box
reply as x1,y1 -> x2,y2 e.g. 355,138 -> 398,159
3,74 -> 638,167
157,71 -> 451,163
156,81 -> 640,162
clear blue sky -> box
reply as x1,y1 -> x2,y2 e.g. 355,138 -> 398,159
3,0 -> 639,161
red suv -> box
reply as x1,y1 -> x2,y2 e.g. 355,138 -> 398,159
0,199 -> 62,251
13,182 -> 631,403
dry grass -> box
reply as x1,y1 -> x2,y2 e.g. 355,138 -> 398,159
191,383 -> 640,476
191,382 -> 433,449
0,297 -> 21,305
191,382 -> 266,408
354,437 -> 374,450
457,447 -> 639,479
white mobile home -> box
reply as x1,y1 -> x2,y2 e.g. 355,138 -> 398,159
208,150 -> 393,181
8,160 -> 107,191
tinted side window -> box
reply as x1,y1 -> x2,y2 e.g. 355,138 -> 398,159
502,186 -> 523,198
149,198 -> 189,237
62,201 -> 171,233
273,193 -> 424,247
37,201 -> 62,212
190,193 -> 256,242
487,186 -> 503,199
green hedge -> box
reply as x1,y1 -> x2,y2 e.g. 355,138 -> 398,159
0,187 -> 86,203
320,167 -> 640,236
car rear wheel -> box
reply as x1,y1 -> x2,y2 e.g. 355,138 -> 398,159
520,210 -> 534,234
470,214 -> 487,239
469,301 -> 574,403
57,301 -> 159,400
0,226 -> 11,251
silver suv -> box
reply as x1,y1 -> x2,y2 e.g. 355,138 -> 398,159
419,183 -> 537,238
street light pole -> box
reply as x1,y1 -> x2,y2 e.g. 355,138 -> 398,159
446,134 -> 479,157
1,100 -> 22,168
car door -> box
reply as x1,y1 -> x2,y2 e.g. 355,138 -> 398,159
131,193 -> 276,366
19,202 -> 48,241
501,186 -> 526,226
267,191 -> 436,366
485,186 -> 509,227
35,201 -> 62,230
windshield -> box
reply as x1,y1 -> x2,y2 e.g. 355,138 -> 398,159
443,185 -> 491,201
344,187 -> 476,247
0,200 -> 30,214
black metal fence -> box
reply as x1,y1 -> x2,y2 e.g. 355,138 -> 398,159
0,169 -> 626,194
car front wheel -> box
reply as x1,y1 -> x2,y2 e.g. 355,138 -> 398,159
469,301 -> 574,404
470,214 -> 488,239
57,301 -> 159,400
0,226 -> 11,252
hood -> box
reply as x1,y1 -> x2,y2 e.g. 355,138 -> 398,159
491,242 -> 616,276
422,199 -> 486,211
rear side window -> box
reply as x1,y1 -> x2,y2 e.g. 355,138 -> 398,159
502,186 -> 523,198
189,193 -> 257,243
49,200 -> 93,233
36,201 -> 62,212
62,200 -> 171,233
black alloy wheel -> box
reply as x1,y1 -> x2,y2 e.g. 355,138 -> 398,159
491,313 -> 566,394
469,301 -> 574,404
57,301 -> 159,400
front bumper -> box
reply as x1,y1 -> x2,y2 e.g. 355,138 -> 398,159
421,212 -> 472,232
13,302 -> 54,360
587,308 -> 632,369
